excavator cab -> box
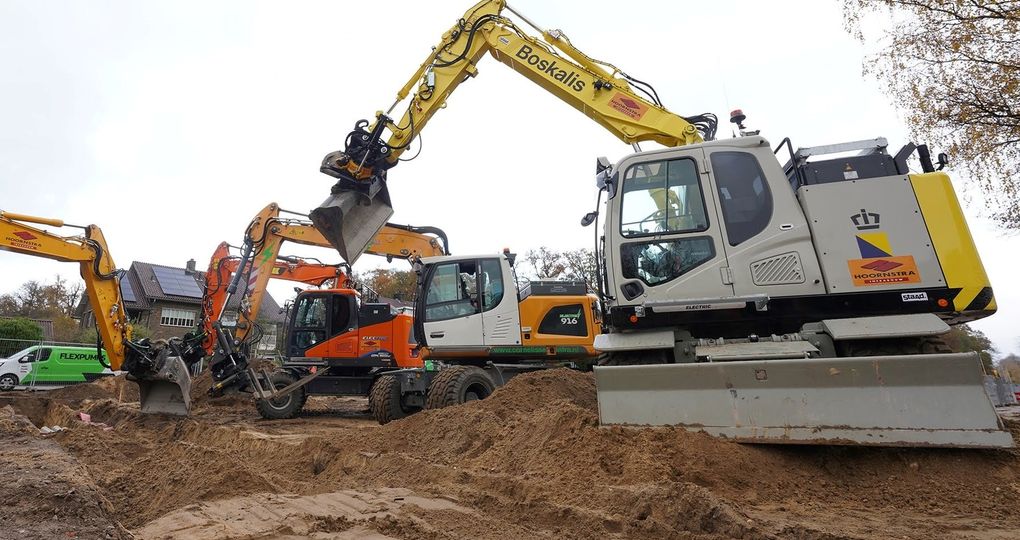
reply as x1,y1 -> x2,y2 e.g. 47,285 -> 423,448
286,289 -> 419,368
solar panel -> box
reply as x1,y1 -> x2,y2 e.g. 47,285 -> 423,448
152,266 -> 204,298
120,277 -> 137,303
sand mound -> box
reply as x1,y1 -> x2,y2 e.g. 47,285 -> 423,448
46,374 -> 140,402
3,367 -> 1019,538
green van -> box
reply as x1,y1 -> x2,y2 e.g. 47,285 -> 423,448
0,345 -> 112,390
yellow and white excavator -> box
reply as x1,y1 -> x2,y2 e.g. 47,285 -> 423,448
0,211 -> 198,415
310,0 -> 1011,448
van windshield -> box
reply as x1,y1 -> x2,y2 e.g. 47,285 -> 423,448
4,346 -> 37,363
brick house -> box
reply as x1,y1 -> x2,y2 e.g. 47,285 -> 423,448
77,259 -> 287,352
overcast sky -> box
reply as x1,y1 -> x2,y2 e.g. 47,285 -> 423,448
1,0 -> 1015,355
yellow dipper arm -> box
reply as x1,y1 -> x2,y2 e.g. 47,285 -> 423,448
0,212 -> 130,370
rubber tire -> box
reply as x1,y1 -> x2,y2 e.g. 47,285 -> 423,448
0,374 -> 18,391
425,366 -> 496,410
369,375 -> 418,425
255,372 -> 307,420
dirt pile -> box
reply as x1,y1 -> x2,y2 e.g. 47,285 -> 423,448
190,369 -> 257,410
46,374 -> 140,402
0,421 -> 127,539
341,369 -> 1020,538
2,368 -> 1019,539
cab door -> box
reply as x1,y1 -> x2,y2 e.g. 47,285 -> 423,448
702,147 -> 823,298
288,292 -> 362,358
607,149 -> 734,308
325,294 -> 359,357
419,260 -> 484,348
480,258 -> 521,345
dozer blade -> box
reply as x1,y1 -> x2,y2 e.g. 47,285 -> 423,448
310,183 -> 393,263
594,353 -> 1014,448
136,355 -> 192,416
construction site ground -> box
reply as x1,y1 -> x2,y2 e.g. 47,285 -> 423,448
1,370 -> 1018,540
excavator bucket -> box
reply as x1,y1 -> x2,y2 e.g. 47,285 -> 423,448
135,354 -> 192,416
594,353 -> 1014,448
310,182 -> 393,263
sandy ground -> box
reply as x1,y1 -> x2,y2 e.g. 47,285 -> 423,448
1,371 -> 1019,540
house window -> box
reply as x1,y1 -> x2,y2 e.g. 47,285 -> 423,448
257,325 -> 278,353
160,307 -> 196,328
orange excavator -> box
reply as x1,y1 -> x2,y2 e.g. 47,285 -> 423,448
200,203 -> 449,420
199,242 -> 346,360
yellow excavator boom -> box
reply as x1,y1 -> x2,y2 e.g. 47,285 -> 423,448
0,211 -> 195,415
312,0 -> 716,259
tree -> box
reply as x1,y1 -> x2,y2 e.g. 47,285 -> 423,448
942,323 -> 997,372
0,317 -> 43,342
561,248 -> 600,293
843,1 -> 1020,228
361,268 -> 418,301
523,247 -> 566,280
999,353 -> 1020,381
0,276 -> 86,342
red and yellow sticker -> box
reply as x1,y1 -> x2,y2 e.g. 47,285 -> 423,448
608,92 -> 649,120
847,256 -> 921,286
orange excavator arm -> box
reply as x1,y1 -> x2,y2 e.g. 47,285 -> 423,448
200,202 -> 448,368
199,242 -> 347,354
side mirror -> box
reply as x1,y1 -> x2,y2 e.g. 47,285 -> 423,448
936,152 -> 949,171
596,156 -> 611,174
580,212 -> 598,227
596,169 -> 617,199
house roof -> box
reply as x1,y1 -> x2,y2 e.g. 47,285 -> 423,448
131,261 -> 204,304
76,261 -> 286,325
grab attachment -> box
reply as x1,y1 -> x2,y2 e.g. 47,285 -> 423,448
313,115 -> 397,262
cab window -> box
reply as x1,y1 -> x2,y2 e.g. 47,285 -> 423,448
480,259 -> 504,312
292,296 -> 327,349
425,261 -> 479,321
711,151 -> 773,246
621,158 -> 708,237
621,237 -> 716,286
330,296 -> 352,335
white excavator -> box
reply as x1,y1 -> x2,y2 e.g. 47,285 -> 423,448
308,0 -> 1010,448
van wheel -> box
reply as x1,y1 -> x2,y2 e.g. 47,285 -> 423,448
0,374 -> 18,391
425,366 -> 496,410
370,375 -> 419,425
255,372 -> 307,420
